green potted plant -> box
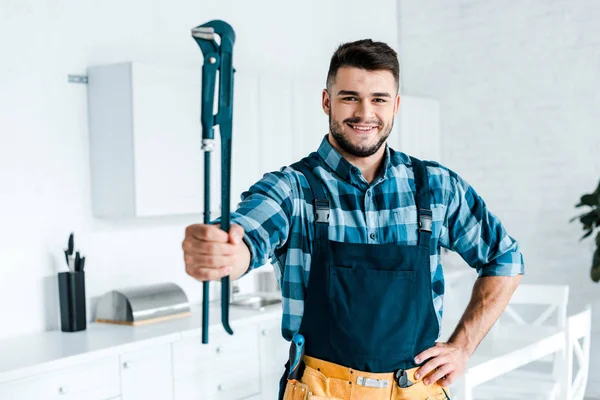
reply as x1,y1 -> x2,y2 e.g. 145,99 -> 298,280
572,179 -> 600,282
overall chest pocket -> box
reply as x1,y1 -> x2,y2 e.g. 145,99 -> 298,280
328,266 -> 418,360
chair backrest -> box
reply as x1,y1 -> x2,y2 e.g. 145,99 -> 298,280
503,284 -> 569,328
563,305 -> 592,400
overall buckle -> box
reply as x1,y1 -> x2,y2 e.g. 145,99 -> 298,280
418,210 -> 432,233
314,199 -> 330,223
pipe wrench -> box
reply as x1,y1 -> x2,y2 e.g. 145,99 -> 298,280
191,20 -> 236,344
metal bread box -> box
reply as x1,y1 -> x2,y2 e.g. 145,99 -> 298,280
95,282 -> 191,326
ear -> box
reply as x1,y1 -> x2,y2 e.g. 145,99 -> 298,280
322,89 -> 331,116
393,93 -> 401,117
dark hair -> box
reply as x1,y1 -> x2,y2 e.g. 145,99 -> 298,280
326,39 -> 400,92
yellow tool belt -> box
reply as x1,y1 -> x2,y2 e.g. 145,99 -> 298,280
283,355 -> 450,400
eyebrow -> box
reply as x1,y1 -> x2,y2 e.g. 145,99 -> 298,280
337,90 -> 391,98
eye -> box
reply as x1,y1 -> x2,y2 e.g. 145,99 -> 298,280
373,98 -> 387,103
342,97 -> 358,101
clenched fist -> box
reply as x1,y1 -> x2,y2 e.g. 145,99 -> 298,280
182,223 -> 251,281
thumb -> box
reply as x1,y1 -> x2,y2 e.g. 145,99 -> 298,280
228,224 -> 245,245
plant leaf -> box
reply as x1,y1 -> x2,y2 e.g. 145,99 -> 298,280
570,212 -> 590,223
580,212 -> 598,226
581,230 -> 594,240
592,265 -> 600,283
592,249 -> 600,283
579,194 -> 599,207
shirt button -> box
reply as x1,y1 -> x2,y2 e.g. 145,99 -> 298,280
369,233 -> 376,240
367,191 -> 371,197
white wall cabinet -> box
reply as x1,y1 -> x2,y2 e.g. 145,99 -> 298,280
87,62 -> 261,218
388,95 -> 442,162
257,75 -> 294,174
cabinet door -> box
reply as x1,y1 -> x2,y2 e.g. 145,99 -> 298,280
291,79 -> 328,159
120,343 -> 173,400
231,73 -> 261,208
131,63 -> 221,217
172,324 -> 260,400
258,75 -> 294,173
258,318 -> 289,400
0,356 -> 120,400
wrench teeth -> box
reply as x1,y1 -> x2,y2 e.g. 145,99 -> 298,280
191,27 -> 215,40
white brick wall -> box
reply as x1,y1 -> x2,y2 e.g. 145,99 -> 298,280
397,0 -> 600,396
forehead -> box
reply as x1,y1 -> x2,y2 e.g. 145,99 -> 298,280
331,67 -> 396,93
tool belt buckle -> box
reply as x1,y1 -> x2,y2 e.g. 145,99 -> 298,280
356,376 -> 390,388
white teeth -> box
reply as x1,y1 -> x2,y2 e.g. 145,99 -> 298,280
351,125 -> 376,131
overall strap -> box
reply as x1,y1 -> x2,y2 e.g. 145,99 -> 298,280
409,157 -> 432,248
290,159 -> 329,246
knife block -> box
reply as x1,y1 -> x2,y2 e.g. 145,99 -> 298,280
58,271 -> 87,332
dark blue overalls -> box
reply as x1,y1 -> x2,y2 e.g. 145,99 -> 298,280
278,155 -> 440,399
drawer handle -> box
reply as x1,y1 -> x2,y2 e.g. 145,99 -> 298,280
216,346 -> 222,354
261,329 -> 268,336
58,386 -> 68,395
123,361 -> 130,369
218,383 -> 225,392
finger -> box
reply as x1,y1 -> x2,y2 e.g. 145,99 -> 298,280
186,265 -> 232,281
186,224 -> 229,242
182,239 -> 237,256
228,224 -> 245,245
423,364 -> 453,386
437,372 -> 456,387
414,345 -> 443,365
415,356 -> 446,380
184,253 -> 237,269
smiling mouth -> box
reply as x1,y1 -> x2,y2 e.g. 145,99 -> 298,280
346,123 -> 379,133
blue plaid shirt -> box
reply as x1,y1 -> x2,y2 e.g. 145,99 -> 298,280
229,135 -> 524,341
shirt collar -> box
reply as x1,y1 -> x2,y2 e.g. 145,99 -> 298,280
316,135 -> 392,187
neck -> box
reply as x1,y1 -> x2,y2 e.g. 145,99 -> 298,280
327,134 -> 386,184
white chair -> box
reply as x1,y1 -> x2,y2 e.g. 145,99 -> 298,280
560,305 -> 592,400
474,304 -> 592,400
470,284 -> 570,400
501,283 -> 569,328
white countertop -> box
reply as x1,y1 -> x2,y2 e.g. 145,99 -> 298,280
0,301 -> 283,384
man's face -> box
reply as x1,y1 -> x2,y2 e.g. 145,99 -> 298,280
323,67 -> 400,158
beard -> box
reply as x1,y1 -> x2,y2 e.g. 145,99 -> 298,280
329,114 -> 393,158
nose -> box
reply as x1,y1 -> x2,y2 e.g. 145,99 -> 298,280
354,99 -> 375,122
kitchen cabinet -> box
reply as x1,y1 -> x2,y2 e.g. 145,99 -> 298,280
0,356 -> 120,400
172,324 -> 261,400
389,95 -> 442,162
291,78 -> 328,160
87,62 -> 260,218
0,307 -> 285,400
258,318 -> 289,400
120,343 -> 173,400
257,75 -> 294,174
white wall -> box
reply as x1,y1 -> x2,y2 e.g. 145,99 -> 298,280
397,0 -> 600,395
0,0 -> 398,341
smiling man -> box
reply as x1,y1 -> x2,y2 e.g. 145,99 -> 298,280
182,39 -> 524,400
